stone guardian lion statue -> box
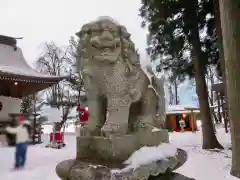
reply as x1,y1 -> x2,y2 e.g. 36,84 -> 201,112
76,17 -> 166,137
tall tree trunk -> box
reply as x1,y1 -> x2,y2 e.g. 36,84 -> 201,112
168,85 -> 173,105
208,72 -> 219,124
213,0 -> 226,86
210,106 -> 219,125
187,0 -> 223,149
218,0 -> 240,177
208,68 -> 215,109
221,95 -> 229,133
194,59 -> 222,149
174,80 -> 178,104
208,92 -> 218,124
213,0 -> 228,125
216,93 -> 222,123
55,122 -> 64,131
32,94 -> 37,145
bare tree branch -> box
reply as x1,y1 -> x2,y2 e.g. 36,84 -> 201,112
35,39 -> 85,130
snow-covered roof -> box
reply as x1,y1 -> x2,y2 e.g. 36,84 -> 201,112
0,36 -> 67,81
166,110 -> 200,115
167,104 -> 199,111
166,104 -> 200,114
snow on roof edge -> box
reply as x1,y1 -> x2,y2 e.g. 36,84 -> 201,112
167,104 -> 199,111
0,44 -> 68,80
166,110 -> 200,115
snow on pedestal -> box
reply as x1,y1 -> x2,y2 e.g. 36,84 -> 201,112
111,143 -> 177,174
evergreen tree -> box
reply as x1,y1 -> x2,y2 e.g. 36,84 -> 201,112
140,0 -> 223,149
20,95 -> 33,114
218,0 -> 240,177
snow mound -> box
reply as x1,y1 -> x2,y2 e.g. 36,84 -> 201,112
112,143 -> 177,173
124,143 -> 177,166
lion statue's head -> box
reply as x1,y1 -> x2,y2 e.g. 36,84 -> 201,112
76,16 -> 141,74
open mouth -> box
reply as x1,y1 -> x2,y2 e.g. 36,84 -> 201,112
101,51 -> 115,57
91,39 -> 118,49
94,54 -> 116,60
94,53 -> 118,62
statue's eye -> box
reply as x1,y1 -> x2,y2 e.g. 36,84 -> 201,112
87,30 -> 91,35
116,41 -> 120,47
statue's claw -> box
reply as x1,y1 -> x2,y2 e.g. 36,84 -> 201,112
101,123 -> 113,137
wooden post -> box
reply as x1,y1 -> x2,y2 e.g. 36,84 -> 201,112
10,82 -> 18,97
217,92 -> 222,123
220,95 -> 225,120
191,111 -> 194,132
32,94 -> 36,145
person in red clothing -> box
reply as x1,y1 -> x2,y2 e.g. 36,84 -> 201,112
80,108 -> 88,126
77,105 -> 89,126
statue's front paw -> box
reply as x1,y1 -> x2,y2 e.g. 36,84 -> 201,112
101,122 -> 128,137
79,126 -> 92,137
100,124 -> 113,137
129,89 -> 141,101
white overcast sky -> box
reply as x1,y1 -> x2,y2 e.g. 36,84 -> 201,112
0,0 -> 196,105
0,0 -> 149,65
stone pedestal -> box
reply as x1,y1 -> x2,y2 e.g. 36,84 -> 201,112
149,173 -> 196,180
56,149 -> 189,180
76,129 -> 169,165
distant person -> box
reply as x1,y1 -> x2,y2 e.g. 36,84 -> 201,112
77,104 -> 89,126
5,116 -> 31,170
179,117 -> 186,132
80,107 -> 89,126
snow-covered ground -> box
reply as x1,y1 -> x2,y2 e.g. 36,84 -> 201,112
0,134 -> 75,180
172,127 -> 236,180
0,124 -> 237,180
